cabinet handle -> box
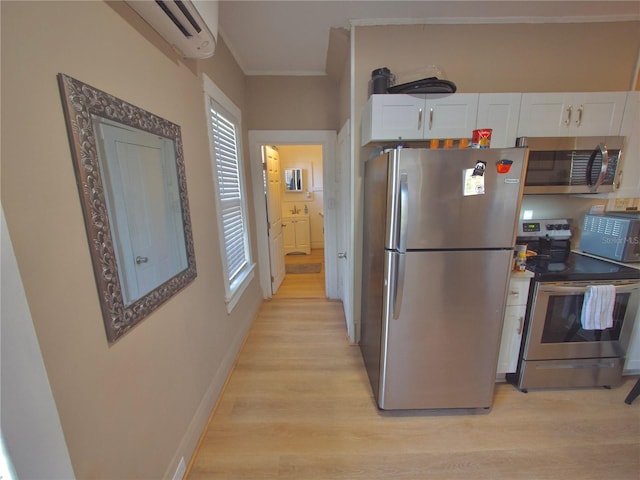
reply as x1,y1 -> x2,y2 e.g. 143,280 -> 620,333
517,316 -> 524,334
564,104 -> 572,126
429,108 -> 434,130
417,108 -> 423,130
576,104 -> 584,127
135,256 -> 149,264
510,290 -> 519,296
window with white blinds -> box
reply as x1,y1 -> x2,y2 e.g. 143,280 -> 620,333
204,75 -> 254,312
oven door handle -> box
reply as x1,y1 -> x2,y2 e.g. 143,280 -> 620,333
539,283 -> 640,295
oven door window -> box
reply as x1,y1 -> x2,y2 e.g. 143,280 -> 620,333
525,151 -> 572,186
541,293 -> 628,343
525,281 -> 640,361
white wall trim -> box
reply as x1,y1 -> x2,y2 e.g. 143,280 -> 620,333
350,15 -> 640,27
248,130 -> 338,299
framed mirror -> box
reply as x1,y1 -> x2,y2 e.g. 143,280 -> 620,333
58,74 -> 197,344
284,168 -> 303,191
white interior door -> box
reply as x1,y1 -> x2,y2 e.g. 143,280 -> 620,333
337,121 -> 354,342
97,121 -> 187,305
263,145 -> 285,294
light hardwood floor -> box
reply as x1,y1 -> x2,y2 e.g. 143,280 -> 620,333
275,248 -> 326,298
187,264 -> 640,479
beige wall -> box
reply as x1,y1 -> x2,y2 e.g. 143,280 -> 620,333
1,2 -> 262,478
246,75 -> 339,130
338,45 -> 352,130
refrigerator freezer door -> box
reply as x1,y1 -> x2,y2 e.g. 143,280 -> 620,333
378,249 -> 512,410
396,148 -> 527,250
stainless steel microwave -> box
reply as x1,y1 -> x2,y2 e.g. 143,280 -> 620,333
519,136 -> 624,194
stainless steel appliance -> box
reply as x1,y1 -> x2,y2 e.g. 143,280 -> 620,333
516,218 -> 572,262
579,213 -> 640,263
360,147 -> 528,410
520,136 -> 624,194
508,225 -> 640,391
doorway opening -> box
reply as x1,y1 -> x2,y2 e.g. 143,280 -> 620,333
261,143 -> 325,297
248,130 -> 339,302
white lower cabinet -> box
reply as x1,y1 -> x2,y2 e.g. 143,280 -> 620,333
282,216 -> 310,255
497,272 -> 533,375
624,307 -> 640,373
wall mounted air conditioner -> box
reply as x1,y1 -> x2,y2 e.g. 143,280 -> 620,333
126,0 -> 218,59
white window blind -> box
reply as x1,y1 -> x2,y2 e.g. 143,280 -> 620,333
209,104 -> 248,285
204,76 -> 254,313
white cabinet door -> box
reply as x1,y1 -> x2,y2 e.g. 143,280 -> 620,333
282,217 -> 311,254
624,308 -> 640,373
518,92 -> 627,137
497,273 -> 531,375
424,93 -> 479,140
364,94 -> 425,144
294,218 -> 310,253
517,93 -> 571,137
497,305 -> 526,375
617,91 -> 640,198
572,92 -> 627,136
361,93 -> 480,145
282,219 -> 296,251
477,93 -> 521,148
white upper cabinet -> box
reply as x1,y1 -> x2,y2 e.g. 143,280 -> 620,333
361,94 -> 479,145
362,94 -> 424,143
617,91 -> 640,198
517,92 -> 628,137
425,94 -> 479,140
477,93 -> 522,148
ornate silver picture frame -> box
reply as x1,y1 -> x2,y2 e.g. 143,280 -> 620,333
58,73 -> 197,344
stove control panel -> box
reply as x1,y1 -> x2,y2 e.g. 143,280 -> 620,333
517,219 -> 572,238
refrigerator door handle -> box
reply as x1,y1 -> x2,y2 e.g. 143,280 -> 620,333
398,173 -> 408,253
393,253 -> 406,320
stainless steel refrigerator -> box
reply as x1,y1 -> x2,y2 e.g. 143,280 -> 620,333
360,147 -> 528,410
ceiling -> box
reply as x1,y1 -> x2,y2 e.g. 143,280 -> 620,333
217,1 -> 640,76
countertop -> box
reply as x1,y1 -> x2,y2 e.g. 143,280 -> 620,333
572,250 -> 640,271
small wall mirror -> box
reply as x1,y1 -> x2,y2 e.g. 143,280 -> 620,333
284,168 -> 303,191
58,74 -> 197,344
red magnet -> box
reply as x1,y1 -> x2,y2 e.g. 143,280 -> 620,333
496,159 -> 513,174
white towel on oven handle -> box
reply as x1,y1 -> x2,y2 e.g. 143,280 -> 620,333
581,285 -> 616,330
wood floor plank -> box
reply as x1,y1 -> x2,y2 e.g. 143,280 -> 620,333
186,282 -> 640,479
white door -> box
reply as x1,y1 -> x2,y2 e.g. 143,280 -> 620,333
337,121 -> 354,342
263,145 -> 285,294
96,121 -> 187,305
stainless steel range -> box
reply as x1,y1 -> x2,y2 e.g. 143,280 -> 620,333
508,218 -> 640,391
